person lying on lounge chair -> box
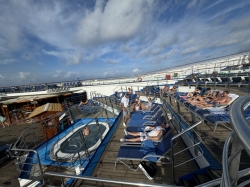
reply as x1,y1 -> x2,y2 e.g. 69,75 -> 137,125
162,85 -> 169,92
189,90 -> 218,106
169,85 -> 177,93
141,98 -> 152,110
195,91 -> 231,108
186,87 -> 202,101
120,122 -> 168,142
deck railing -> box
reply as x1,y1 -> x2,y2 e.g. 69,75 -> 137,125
161,98 -> 204,184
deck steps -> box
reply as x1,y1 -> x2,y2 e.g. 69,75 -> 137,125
178,168 -> 220,187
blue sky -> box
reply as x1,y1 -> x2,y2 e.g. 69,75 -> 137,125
0,0 -> 250,86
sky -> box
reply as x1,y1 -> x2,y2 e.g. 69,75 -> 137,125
1,0 -> 250,87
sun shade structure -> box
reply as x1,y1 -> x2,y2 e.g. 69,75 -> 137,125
28,103 -> 63,119
0,94 -> 61,105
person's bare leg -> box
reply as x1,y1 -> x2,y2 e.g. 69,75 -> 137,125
123,116 -> 126,124
127,131 -> 141,136
127,114 -> 130,122
125,137 -> 141,142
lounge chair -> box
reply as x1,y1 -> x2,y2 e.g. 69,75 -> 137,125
128,112 -> 164,127
115,133 -> 176,173
130,106 -> 161,120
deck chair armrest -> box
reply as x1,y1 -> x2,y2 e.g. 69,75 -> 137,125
143,115 -> 153,120
139,110 -> 153,114
142,154 -> 170,162
142,121 -> 156,126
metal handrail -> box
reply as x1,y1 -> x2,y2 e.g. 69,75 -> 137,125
195,168 -> 250,187
45,171 -> 182,187
171,120 -> 203,184
221,131 -> 234,187
10,148 -> 44,175
230,94 -> 250,156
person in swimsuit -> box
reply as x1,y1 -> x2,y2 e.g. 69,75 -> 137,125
195,91 -> 231,108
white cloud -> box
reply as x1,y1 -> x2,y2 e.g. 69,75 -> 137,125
0,0 -> 250,85
19,72 -> 30,79
0,59 -> 15,64
0,74 -> 4,78
133,68 -> 140,73
74,0 -> 154,46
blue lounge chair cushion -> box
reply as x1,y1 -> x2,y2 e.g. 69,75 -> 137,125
128,111 -> 163,127
130,107 -> 160,120
139,140 -> 157,162
117,133 -> 174,162
196,109 -> 210,116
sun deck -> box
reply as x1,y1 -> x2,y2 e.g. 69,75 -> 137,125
1,84 -> 250,186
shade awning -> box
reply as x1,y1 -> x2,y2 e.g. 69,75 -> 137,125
27,103 -> 63,119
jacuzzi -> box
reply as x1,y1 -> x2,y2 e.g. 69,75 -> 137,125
50,122 -> 109,161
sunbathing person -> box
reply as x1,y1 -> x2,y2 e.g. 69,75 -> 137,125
133,101 -> 141,111
195,91 -> 231,108
120,122 -> 168,142
82,126 -> 90,136
135,96 -> 141,105
188,88 -> 212,104
161,85 -> 169,94
190,91 -> 219,106
169,85 -> 177,93
141,98 -> 152,110
186,87 -> 202,100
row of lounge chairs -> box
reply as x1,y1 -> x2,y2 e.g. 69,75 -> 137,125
115,104 -> 176,179
109,92 -> 137,106
183,76 -> 249,87
0,81 -> 83,94
78,100 -> 102,115
171,90 -> 247,131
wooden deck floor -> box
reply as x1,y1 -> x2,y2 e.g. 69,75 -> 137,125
0,123 -> 35,187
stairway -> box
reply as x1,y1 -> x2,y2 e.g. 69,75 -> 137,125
179,168 -> 219,187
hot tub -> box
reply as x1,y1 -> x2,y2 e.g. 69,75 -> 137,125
50,122 -> 109,161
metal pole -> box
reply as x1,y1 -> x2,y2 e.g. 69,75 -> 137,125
229,133 -> 243,187
79,131 -> 90,160
195,76 -> 198,88
95,118 -> 103,141
213,76 -> 216,90
227,75 -> 230,93
248,73 -> 250,93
